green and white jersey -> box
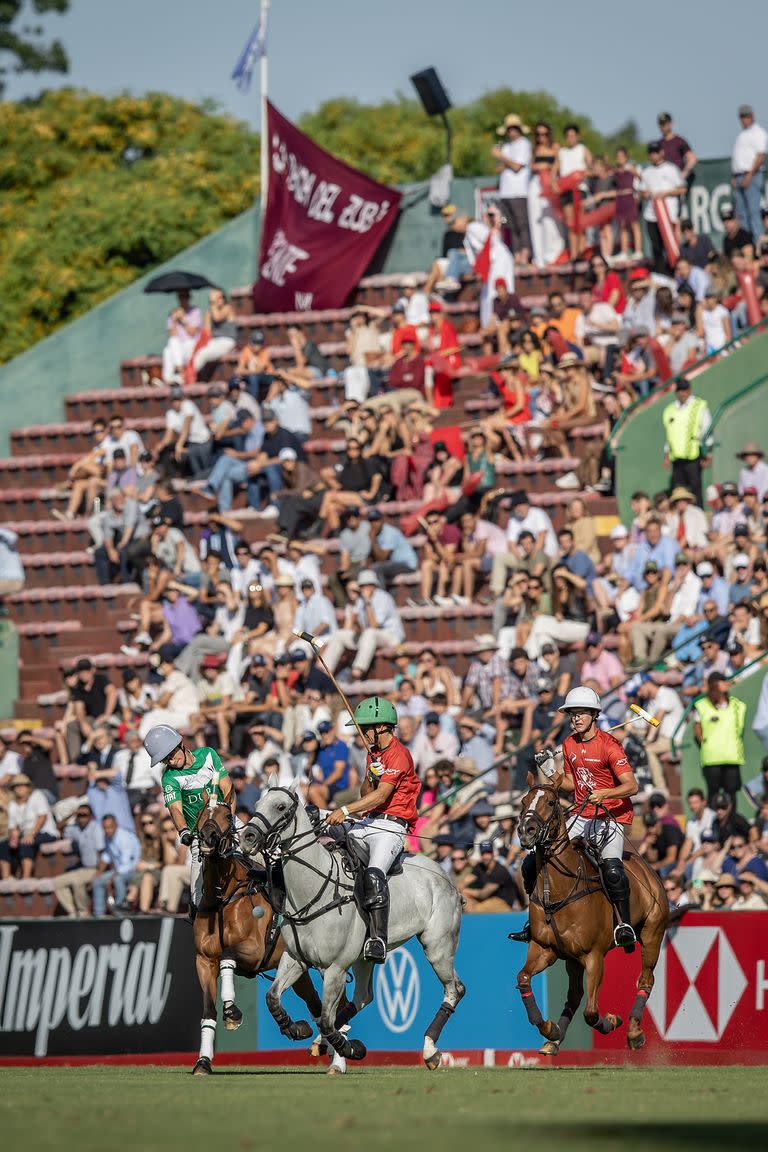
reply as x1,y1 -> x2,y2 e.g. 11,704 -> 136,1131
161,747 -> 227,830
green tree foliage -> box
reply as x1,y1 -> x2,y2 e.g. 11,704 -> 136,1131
0,0 -> 69,95
0,85 -> 638,364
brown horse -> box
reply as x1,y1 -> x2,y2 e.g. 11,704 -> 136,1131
192,804 -> 327,1075
514,780 -> 668,1053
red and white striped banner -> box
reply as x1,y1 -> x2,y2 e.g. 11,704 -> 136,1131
652,196 -> 679,267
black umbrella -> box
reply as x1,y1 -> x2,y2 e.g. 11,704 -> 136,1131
144,270 -> 218,294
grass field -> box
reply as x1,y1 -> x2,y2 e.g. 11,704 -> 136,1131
1,1066 -> 766,1152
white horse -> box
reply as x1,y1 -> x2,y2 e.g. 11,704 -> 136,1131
242,783 -> 465,1069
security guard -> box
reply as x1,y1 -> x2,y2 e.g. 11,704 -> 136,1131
662,377 -> 711,507
693,672 -> 746,807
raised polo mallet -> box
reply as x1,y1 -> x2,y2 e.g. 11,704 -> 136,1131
292,629 -> 373,752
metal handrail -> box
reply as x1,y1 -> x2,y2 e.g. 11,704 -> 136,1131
700,371 -> 768,451
606,319 -> 767,462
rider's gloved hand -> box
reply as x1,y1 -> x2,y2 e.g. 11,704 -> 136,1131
534,748 -> 557,779
179,829 -> 194,847
369,759 -> 385,779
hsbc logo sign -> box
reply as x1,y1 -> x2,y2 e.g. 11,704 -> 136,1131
647,926 -> 748,1042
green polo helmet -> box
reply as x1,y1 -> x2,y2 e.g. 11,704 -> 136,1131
346,696 -> 398,728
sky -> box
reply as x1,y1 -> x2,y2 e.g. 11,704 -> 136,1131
5,0 -> 768,160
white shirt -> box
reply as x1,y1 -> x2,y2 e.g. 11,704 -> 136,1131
8,789 -> 57,838
276,553 -> 322,596
270,387 -> 312,437
669,570 -> 703,620
738,459 -> 768,501
700,304 -> 730,351
245,739 -> 292,785
102,429 -> 144,465
731,122 -> 768,174
505,506 -> 558,558
685,806 -> 716,851
161,669 -> 198,723
409,725 -> 459,775
663,505 -> 708,550
112,745 -> 157,792
648,686 -> 685,739
640,162 -> 684,222
498,136 -> 531,198
229,558 -> 262,600
166,400 -> 211,445
558,142 -> 589,179
403,292 -> 430,328
0,749 -> 22,783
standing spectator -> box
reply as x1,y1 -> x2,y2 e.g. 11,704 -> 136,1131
0,527 -> 25,599
321,569 -> 404,680
731,104 -> 767,242
527,121 -> 564,268
657,112 -> 698,208
53,802 -> 104,917
662,378 -> 711,507
557,123 -> 592,261
613,145 -> 642,259
694,673 -> 747,806
668,788 -> 716,882
493,113 -> 532,264
736,442 -> 768,502
635,679 -> 686,789
161,290 -> 203,385
418,508 -> 462,606
91,814 -> 141,917
679,220 -> 713,268
85,729 -> 134,831
0,775 -> 57,879
639,141 -> 686,273
696,289 -> 732,354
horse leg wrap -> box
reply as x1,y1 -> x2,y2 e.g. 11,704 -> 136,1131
517,981 -> 544,1029
594,1015 -> 617,1035
323,1026 -> 366,1060
630,987 -> 650,1021
220,958 -> 236,1005
555,1004 -> 575,1040
426,1000 -> 455,1044
199,1018 -> 216,1061
334,1000 -> 359,1029
268,998 -> 299,1040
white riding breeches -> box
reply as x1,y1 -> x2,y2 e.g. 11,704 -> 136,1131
347,817 -> 405,873
568,815 -> 625,861
190,843 -> 204,906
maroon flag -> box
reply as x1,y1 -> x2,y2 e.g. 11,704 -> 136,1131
252,102 -> 402,313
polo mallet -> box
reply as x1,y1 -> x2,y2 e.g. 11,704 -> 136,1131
292,629 -> 373,753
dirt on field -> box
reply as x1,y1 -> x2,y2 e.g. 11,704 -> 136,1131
1,1065 -> 765,1152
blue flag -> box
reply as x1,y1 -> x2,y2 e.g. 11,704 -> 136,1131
231,9 -> 268,93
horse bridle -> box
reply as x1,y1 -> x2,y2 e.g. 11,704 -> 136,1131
247,787 -> 303,855
198,807 -> 240,859
519,789 -> 564,851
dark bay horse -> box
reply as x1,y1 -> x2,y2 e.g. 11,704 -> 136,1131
193,804 -> 332,1075
514,780 -> 668,1053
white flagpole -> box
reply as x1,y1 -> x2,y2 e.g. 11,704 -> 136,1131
259,0 -> 271,219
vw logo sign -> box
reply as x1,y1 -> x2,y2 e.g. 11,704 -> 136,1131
375,948 -> 420,1034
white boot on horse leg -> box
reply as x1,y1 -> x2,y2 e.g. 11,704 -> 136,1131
193,1017 -> 216,1075
220,957 -> 243,1030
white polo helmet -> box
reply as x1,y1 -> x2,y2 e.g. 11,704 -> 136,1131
559,686 -> 601,714
143,724 -> 183,767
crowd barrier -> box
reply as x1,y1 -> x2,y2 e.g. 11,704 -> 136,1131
1,912 -> 765,1063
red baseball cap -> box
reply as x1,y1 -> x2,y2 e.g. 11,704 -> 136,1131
629,268 -> 650,282
494,277 -> 508,288
428,300 -> 443,313
399,325 -> 419,344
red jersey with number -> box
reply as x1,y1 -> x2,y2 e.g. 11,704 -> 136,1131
562,730 -> 634,824
368,737 -> 420,830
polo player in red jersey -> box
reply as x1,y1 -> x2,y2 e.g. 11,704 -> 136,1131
327,695 -> 420,963
510,686 -> 639,952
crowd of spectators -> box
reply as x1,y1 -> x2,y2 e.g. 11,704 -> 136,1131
1,103 -> 767,919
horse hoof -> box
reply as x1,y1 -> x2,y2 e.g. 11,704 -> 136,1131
309,1038 -> 326,1058
192,1057 -> 213,1076
223,1003 -> 243,1031
627,1031 -> 646,1051
345,1039 -> 367,1061
538,1041 -> 560,1057
424,1051 -> 442,1071
606,1014 -> 623,1032
290,1020 -> 313,1042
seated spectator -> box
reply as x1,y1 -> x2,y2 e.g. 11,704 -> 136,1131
53,802 -> 104,917
286,324 -> 330,382
91,814 -> 142,916
581,631 -> 624,693
192,288 -> 238,380
124,811 -> 165,913
462,841 -> 521,913
0,774 -> 57,879
541,358 -> 597,463
151,515 -> 202,587
737,442 -> 768,501
293,576 -> 337,648
322,569 -> 404,680
461,634 -> 508,718
156,388 -> 213,478
306,720 -> 358,808
231,328 -> 274,399
413,648 -> 460,710
389,403 -> 435,502
245,720 -> 291,784
65,659 -> 119,764
631,551 -> 702,664
696,288 -> 732,354
418,508 -> 462,607
266,371 -> 313,444
727,601 -> 761,659
112,727 -> 157,811
667,789 -> 716,882
634,678 -> 686,789
156,816 -> 191,914
54,418 -> 108,522
490,489 -> 558,597
318,438 -> 383,534
132,580 -> 202,658
161,289 -> 203,384
454,509 -> 506,604
638,793 -> 684,875
368,509 -> 418,590
733,871 -> 768,910
190,655 -> 236,752
0,526 -> 25,599
564,497 -> 600,566
15,730 -> 58,803
138,646 -> 199,738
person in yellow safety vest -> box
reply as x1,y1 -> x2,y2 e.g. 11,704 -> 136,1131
662,377 -> 711,508
693,671 -> 747,807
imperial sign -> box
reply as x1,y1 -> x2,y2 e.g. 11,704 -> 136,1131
252,102 -> 402,313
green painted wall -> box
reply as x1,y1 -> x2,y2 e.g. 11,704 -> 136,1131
0,622 -> 19,722
708,374 -> 768,486
612,330 -> 768,524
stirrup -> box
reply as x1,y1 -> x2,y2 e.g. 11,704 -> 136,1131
614,922 -> 636,953
508,921 -> 531,943
363,937 -> 387,964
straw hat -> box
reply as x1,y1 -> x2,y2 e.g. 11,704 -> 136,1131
496,113 -> 530,137
669,486 -> 696,503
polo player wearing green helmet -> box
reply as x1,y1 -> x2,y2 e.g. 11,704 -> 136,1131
326,695 -> 420,963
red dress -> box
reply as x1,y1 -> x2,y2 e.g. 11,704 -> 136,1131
561,730 -> 634,825
592,271 -> 626,315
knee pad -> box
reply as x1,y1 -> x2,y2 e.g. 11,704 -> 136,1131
363,867 -> 389,910
600,859 -> 628,894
